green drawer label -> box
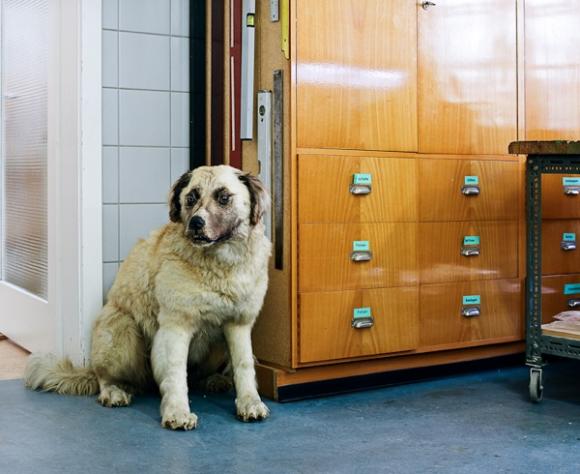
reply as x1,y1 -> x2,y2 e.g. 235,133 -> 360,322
352,240 -> 370,252
563,233 -> 576,242
464,176 -> 479,185
353,307 -> 372,319
462,295 -> 481,305
563,177 -> 580,186
564,283 -> 580,295
353,173 -> 372,185
463,235 -> 480,246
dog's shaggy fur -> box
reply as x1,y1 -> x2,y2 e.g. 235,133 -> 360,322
25,165 -> 271,429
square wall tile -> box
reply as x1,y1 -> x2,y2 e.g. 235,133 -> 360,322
119,0 -> 170,35
102,146 -> 119,204
119,147 -> 171,203
103,204 -> 119,262
102,30 -> 118,88
103,262 -> 119,302
171,92 -> 189,147
119,90 -> 170,146
103,0 -> 118,30
103,88 -> 119,145
119,32 -> 170,90
119,204 -> 168,259
171,37 -> 189,92
171,148 -> 190,183
171,0 -> 189,37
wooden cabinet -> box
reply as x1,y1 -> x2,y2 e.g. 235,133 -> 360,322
295,0 -> 417,152
542,174 -> 580,219
417,0 -> 518,155
542,221 -> 580,275
541,275 -> 580,324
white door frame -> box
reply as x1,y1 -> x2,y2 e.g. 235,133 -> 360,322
0,0 -> 102,365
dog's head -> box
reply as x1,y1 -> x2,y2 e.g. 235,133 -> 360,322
169,165 -> 269,246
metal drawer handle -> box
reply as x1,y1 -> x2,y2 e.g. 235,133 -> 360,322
568,298 -> 580,308
564,185 -> 580,196
461,246 -> 480,257
351,250 -> 372,262
352,317 -> 374,329
349,183 -> 371,195
561,241 -> 577,251
462,306 -> 481,318
461,185 -> 480,196
421,1 -> 436,9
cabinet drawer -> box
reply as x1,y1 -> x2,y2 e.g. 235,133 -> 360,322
419,222 -> 518,284
298,155 -> 417,223
299,223 -> 417,291
542,221 -> 580,275
541,275 -> 580,324
542,174 -> 580,219
419,279 -> 522,348
418,159 -> 520,221
299,287 -> 419,363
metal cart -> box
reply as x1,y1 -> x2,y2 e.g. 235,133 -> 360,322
510,140 -> 580,403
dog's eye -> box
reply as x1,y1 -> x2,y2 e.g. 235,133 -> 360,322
186,194 -> 197,207
217,193 -> 231,206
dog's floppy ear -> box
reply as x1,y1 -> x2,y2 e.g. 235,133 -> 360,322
168,171 -> 192,222
238,172 -> 270,226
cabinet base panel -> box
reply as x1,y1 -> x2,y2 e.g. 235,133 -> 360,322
256,342 -> 524,401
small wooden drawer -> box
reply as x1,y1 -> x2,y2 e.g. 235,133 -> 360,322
542,220 -> 580,275
419,279 -> 522,348
299,223 -> 417,291
541,275 -> 580,324
299,287 -> 419,363
542,174 -> 580,219
419,159 -> 520,222
298,154 -> 417,223
419,222 -> 518,284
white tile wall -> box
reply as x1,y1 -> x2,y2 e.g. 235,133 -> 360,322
102,1 -> 190,294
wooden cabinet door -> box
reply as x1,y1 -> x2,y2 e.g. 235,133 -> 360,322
542,220 -> 580,275
542,174 -> 580,219
418,0 -> 517,155
296,0 -> 417,152
525,1 -> 580,140
542,275 -> 580,323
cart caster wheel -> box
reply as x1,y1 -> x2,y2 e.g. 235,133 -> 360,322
529,368 -> 544,403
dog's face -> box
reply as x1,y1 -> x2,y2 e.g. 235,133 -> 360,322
169,165 -> 268,246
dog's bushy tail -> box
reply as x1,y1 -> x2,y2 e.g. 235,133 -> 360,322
24,353 -> 99,396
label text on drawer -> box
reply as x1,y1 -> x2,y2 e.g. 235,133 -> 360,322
462,295 -> 481,305
463,235 -> 480,246
563,177 -> 580,186
464,176 -> 479,185
352,240 -> 370,252
352,173 -> 372,185
564,283 -> 580,295
563,233 -> 576,242
353,307 -> 372,319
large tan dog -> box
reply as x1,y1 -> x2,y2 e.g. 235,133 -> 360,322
25,165 -> 271,430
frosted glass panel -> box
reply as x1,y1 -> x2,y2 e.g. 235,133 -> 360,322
2,0 -> 49,298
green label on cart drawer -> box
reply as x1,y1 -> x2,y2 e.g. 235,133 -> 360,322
352,240 -> 370,252
564,283 -> 580,295
462,295 -> 481,305
463,235 -> 480,246
563,233 -> 576,242
353,307 -> 372,319
563,177 -> 580,186
353,173 -> 372,185
464,176 -> 479,185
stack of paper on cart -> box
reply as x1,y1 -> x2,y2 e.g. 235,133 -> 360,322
542,311 -> 580,340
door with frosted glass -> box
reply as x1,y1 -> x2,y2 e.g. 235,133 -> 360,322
0,0 -> 55,352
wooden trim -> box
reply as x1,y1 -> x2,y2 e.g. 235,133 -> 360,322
290,0 -> 298,368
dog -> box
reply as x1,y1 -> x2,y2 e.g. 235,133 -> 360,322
25,165 -> 272,430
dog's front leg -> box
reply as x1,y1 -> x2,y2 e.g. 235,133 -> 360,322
224,322 -> 270,422
152,316 -> 198,430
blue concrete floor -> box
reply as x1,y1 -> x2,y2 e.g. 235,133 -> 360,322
1,360 -> 580,474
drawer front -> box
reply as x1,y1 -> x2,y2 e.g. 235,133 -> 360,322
299,223 -> 417,291
298,155 -> 417,223
543,174 -> 580,219
299,287 -> 419,363
419,159 -> 520,222
419,222 -> 518,284
541,275 -> 580,324
419,279 -> 522,348
542,220 -> 580,275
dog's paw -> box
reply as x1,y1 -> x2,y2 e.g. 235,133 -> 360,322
161,409 -> 198,430
236,397 -> 270,422
203,373 -> 233,393
98,385 -> 132,408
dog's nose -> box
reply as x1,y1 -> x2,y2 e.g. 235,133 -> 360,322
190,215 -> 205,230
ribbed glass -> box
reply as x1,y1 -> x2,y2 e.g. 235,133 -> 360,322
2,0 -> 49,298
